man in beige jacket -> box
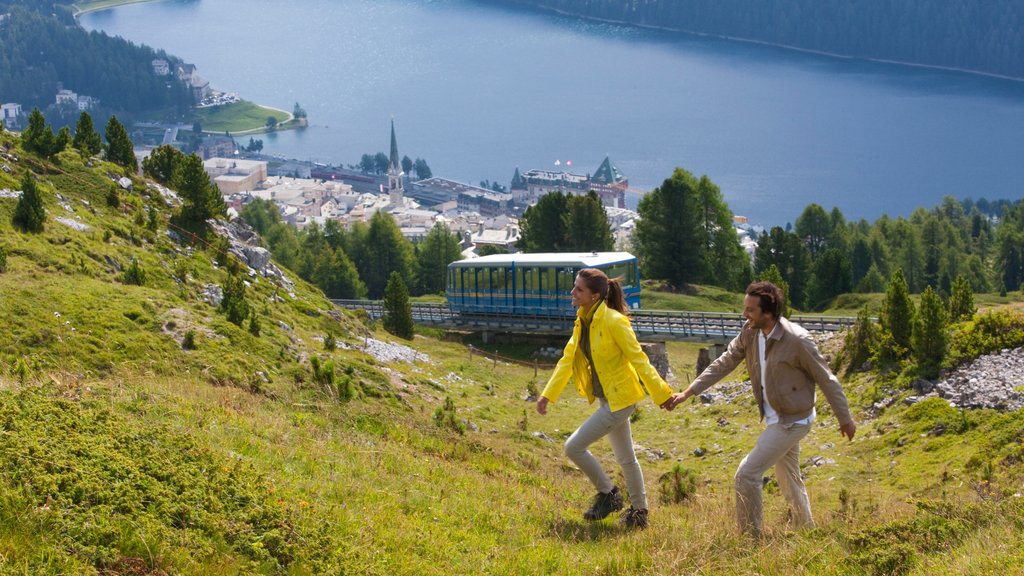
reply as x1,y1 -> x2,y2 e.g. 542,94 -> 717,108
667,281 -> 856,538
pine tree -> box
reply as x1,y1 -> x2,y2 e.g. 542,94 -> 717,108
20,108 -> 47,154
563,190 -> 614,252
383,271 -> 414,339
172,153 -> 226,237
104,115 -> 138,172
220,272 -> 250,326
54,126 -> 71,155
880,268 -> 915,361
757,265 -> 789,318
142,144 -> 185,184
517,191 -> 568,252
416,222 -> 463,295
12,173 -> 46,233
363,211 -> 414,299
72,111 -> 103,156
947,274 -> 975,322
913,286 -> 948,379
844,305 -> 880,372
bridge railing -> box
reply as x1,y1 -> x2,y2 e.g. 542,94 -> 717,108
330,299 -> 859,337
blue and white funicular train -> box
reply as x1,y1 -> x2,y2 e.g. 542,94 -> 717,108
446,252 -> 640,317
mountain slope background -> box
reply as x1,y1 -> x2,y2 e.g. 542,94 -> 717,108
1,128 -> 1024,574
488,0 -> 1024,79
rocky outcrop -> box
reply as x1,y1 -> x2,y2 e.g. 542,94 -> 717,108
932,348 -> 1024,411
207,218 -> 296,294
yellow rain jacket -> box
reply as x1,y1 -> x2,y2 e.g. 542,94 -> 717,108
541,301 -> 673,412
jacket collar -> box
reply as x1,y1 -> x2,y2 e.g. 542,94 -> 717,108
578,299 -> 606,323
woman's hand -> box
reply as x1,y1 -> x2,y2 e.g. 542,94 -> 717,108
536,396 -> 549,415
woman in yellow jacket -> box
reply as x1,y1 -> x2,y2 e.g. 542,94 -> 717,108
536,268 -> 676,529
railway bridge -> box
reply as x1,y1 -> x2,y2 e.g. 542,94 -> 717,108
331,299 -> 858,344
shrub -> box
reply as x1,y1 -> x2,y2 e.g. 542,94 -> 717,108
220,274 -> 250,326
659,463 -> 698,504
324,333 -> 336,351
434,397 -> 465,435
121,258 -> 146,286
902,397 -> 970,435
182,329 -> 196,350
12,172 -> 46,233
106,184 -> 119,208
948,309 -> 1024,366
0,246 -> 7,273
248,313 -> 261,337
843,305 -> 879,373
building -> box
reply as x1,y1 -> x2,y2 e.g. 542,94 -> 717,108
514,156 -> 629,209
152,59 -> 170,76
509,167 -> 528,205
55,89 -> 78,106
203,158 -> 268,195
386,119 -> 404,206
587,156 -> 628,208
1,103 -> 22,128
176,63 -> 211,102
198,136 -> 236,160
410,177 -> 471,208
521,168 -> 589,203
457,189 -> 511,217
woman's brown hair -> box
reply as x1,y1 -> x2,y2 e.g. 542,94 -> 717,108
577,268 -> 629,315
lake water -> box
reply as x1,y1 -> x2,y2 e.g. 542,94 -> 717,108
81,0 -> 1024,227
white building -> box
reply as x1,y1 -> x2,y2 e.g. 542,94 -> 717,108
1,102 -> 22,124
203,158 -> 268,195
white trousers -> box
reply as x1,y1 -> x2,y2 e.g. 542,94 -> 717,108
735,422 -> 813,537
564,399 -> 647,510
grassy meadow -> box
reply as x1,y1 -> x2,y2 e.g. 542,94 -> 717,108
192,102 -> 294,135
1,129 -> 1023,574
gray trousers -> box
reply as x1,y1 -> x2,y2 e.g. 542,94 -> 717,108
735,422 -> 813,537
564,399 -> 647,510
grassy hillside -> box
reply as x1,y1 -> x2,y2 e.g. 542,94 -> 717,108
1,130 -> 1023,574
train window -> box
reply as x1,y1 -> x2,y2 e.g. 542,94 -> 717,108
451,269 -> 461,290
464,268 -> 476,291
523,267 -> 540,291
557,267 -> 575,293
493,267 -> 507,293
541,268 -> 557,292
478,268 -> 490,291
606,262 -> 637,289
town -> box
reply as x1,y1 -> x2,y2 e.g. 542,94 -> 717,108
205,121 -> 761,258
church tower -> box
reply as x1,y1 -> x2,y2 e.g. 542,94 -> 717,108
387,119 -> 404,206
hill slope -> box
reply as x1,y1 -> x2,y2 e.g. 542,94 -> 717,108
1,130 -> 1023,574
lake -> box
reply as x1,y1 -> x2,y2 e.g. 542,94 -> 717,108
81,0 -> 1024,227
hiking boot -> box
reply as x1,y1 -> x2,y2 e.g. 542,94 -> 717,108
620,506 -> 649,529
583,486 -> 623,521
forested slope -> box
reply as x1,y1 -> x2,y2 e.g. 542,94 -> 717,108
488,0 -> 1024,79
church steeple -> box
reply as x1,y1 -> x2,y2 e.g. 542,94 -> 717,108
387,118 -> 404,205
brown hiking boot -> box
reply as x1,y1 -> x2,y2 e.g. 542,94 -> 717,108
583,486 -> 623,521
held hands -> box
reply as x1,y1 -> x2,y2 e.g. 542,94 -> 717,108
660,389 -> 694,411
536,396 -> 549,416
840,421 -> 857,441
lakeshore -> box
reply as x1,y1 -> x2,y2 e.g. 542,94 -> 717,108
72,0 -> 300,136
79,0 -> 1024,226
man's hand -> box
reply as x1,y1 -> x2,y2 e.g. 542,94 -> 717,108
536,396 -> 549,415
840,421 -> 857,441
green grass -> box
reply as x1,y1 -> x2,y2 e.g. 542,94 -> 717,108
192,101 -> 292,135
2,130 -> 1024,574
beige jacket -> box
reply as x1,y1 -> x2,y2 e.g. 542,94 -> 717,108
688,317 -> 853,426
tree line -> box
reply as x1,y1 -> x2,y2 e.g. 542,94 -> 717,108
0,3 -> 192,117
238,199 -> 462,301
488,0 -> 1024,79
356,152 -> 432,180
